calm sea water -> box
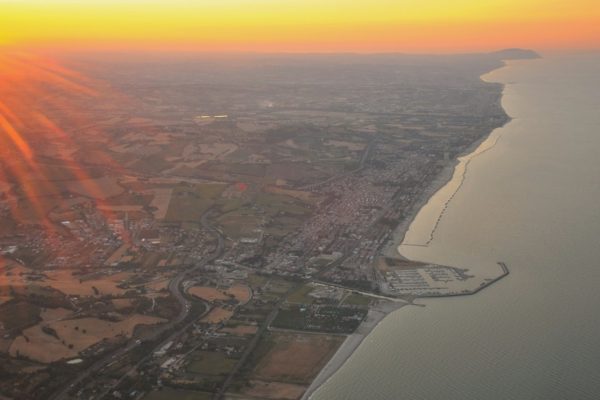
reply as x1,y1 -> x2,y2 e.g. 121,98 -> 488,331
312,53 -> 600,400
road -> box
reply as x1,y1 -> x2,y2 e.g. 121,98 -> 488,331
49,210 -> 225,400
215,281 -> 301,399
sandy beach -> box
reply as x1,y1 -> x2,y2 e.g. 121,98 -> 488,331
304,65 -> 512,399
382,107 -> 511,259
301,301 -> 408,400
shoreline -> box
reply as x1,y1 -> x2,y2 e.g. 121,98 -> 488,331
383,64 -> 511,258
301,301 -> 408,400
304,62 -> 513,400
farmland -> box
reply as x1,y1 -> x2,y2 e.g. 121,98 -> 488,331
251,333 -> 343,384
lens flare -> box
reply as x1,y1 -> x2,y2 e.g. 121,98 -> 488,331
0,53 -> 132,243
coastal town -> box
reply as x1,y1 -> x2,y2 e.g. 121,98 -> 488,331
0,49 -> 537,400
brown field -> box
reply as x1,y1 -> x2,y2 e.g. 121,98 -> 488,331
189,284 -> 251,304
44,270 -> 130,297
147,188 -> 173,220
0,264 -> 36,287
241,380 -> 306,400
0,256 -> 15,268
201,307 -> 233,324
227,284 -> 252,304
264,186 -> 322,205
97,205 -> 144,212
9,314 -> 165,363
112,299 -> 135,310
220,325 -> 258,336
40,308 -> 72,322
253,333 -> 343,384
144,278 -> 170,293
325,139 -> 366,151
188,286 -> 230,302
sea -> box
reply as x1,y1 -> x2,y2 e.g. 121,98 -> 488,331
311,52 -> 600,399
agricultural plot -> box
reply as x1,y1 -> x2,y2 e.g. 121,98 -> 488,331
264,216 -> 304,238
164,184 -> 226,223
219,324 -> 258,336
255,193 -> 311,217
187,351 -> 237,375
264,185 -> 323,205
147,188 -> 172,220
9,314 -> 165,363
272,305 -> 366,334
65,176 -> 124,199
43,270 -> 131,297
246,274 -> 268,289
217,211 -> 262,240
12,196 -> 64,224
188,284 -> 251,304
342,293 -> 372,306
201,307 -> 234,324
286,284 -> 315,305
251,333 -> 343,384
0,180 -> 13,195
325,139 -> 367,151
188,287 -> 230,302
0,301 -> 41,331
144,388 -> 213,400
263,279 -> 295,295
239,380 -> 307,400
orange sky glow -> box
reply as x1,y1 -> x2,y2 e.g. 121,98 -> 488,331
0,52 -> 131,234
0,0 -> 599,53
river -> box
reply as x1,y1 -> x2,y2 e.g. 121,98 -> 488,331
312,52 -> 600,399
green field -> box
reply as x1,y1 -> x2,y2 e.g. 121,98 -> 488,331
130,155 -> 172,175
143,388 -> 213,400
272,305 -> 367,334
217,197 -> 245,213
264,215 -> 304,238
0,301 -> 41,331
246,274 -> 268,289
287,284 -> 315,304
216,210 -> 262,239
187,351 -> 237,375
255,193 -> 311,217
342,293 -> 371,306
264,279 -> 294,295
164,184 -> 226,222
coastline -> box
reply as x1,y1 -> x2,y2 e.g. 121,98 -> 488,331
304,61 -> 513,400
301,301 -> 408,400
383,63 -> 513,258
383,65 -> 511,258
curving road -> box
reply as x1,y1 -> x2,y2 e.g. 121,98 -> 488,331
50,210 -> 225,400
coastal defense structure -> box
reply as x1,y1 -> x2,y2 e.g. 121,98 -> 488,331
377,258 -> 509,297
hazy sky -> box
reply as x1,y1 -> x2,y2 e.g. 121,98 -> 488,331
1,0 -> 599,52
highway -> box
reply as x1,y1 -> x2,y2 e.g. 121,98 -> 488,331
49,210 -> 224,400
214,280 -> 300,400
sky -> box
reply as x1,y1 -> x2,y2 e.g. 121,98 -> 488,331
0,0 -> 599,53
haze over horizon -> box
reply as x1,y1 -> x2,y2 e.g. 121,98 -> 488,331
2,1 -> 600,400
1,0 -> 599,53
